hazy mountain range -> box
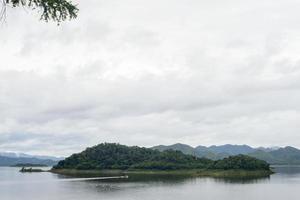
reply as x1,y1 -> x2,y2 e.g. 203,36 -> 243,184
152,144 -> 300,165
2,143 -> 300,166
0,152 -> 63,166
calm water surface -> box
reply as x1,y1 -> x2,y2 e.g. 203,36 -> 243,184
0,166 -> 299,200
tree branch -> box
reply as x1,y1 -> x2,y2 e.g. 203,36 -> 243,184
1,0 -> 78,23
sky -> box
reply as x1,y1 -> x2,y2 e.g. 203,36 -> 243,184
0,0 -> 300,156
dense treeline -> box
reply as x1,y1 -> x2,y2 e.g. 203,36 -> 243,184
210,155 -> 270,170
53,143 -> 270,171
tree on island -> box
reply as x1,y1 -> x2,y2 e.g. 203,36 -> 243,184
1,0 -> 78,23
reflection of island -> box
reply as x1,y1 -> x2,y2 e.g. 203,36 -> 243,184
212,176 -> 270,184
50,143 -> 273,179
96,173 -> 270,185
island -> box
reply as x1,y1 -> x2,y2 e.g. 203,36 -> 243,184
19,167 -> 45,173
51,143 -> 273,178
11,163 -> 48,167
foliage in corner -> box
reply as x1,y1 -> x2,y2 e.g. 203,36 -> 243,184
2,0 -> 78,23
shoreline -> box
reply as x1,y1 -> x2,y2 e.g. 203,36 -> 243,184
50,168 -> 274,178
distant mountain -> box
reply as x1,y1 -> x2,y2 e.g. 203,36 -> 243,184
152,143 -> 196,155
249,147 -> 300,165
0,152 -> 63,161
194,146 -> 227,160
152,143 -> 222,160
152,144 -> 300,165
248,150 -> 281,164
152,144 -> 255,160
256,146 -> 280,152
0,156 -> 58,166
207,144 -> 255,155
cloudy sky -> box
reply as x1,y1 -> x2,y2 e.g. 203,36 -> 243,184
0,0 -> 300,156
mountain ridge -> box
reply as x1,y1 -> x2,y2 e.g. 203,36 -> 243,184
152,144 -> 300,165
0,152 -> 63,161
0,152 -> 63,166
0,155 -> 59,166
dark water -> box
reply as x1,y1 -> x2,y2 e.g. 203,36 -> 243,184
1,166 -> 299,200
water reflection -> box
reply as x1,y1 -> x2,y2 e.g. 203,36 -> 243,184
1,166 -> 300,200
53,170 -> 272,185
272,165 -> 300,174
212,176 -> 270,184
90,173 -> 271,186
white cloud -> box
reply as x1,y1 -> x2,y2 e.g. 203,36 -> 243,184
0,0 -> 300,156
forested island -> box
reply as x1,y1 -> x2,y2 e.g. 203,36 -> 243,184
51,143 -> 273,178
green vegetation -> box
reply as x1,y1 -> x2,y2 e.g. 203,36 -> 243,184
210,155 -> 270,170
53,143 -> 272,177
53,143 -> 212,170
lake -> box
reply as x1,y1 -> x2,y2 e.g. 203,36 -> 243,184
0,166 -> 299,200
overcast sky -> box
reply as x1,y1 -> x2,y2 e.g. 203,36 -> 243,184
0,0 -> 300,156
